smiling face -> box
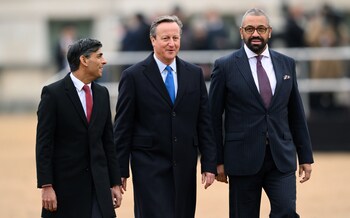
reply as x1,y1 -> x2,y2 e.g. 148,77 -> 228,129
82,48 -> 107,81
151,22 -> 181,65
240,15 -> 272,55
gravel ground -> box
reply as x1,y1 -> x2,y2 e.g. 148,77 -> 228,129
1,114 -> 349,218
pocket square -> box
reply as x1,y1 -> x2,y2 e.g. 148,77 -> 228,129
283,75 -> 291,80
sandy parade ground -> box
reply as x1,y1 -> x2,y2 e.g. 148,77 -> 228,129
1,114 -> 350,218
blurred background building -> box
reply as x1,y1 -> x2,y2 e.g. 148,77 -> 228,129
1,0 -> 350,150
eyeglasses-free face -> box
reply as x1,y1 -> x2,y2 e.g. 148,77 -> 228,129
241,25 -> 271,34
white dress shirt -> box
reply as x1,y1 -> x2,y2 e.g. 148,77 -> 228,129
244,44 -> 277,95
70,73 -> 92,116
153,54 -> 178,96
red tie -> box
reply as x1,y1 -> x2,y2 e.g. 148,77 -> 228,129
82,85 -> 93,123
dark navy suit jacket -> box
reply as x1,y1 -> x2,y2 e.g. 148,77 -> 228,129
209,47 -> 314,176
113,53 -> 217,218
36,74 -> 121,218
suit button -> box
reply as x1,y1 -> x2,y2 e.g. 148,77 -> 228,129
172,112 -> 176,117
173,161 -> 177,167
173,137 -> 178,142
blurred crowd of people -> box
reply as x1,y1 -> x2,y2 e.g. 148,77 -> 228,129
118,7 -> 240,52
53,4 -> 350,112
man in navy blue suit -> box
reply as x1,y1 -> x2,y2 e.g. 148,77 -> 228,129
209,8 -> 314,217
114,15 -> 217,218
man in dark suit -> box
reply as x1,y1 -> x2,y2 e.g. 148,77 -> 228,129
36,38 -> 122,218
113,15 -> 217,218
209,8 -> 314,218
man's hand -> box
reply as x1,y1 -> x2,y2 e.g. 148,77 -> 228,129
41,185 -> 57,212
202,172 -> 215,189
216,164 -> 228,183
121,177 -> 127,193
299,163 -> 312,183
111,185 -> 123,208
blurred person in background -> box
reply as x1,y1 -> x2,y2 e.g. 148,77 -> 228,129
54,24 -> 77,72
120,13 -> 153,52
209,8 -> 314,218
113,15 -> 217,218
36,38 -> 123,218
305,4 -> 349,112
281,4 -> 306,48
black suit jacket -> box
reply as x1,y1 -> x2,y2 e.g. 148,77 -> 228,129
209,47 -> 314,176
36,74 -> 121,218
113,53 -> 216,218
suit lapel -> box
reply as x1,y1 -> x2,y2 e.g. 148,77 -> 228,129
173,57 -> 187,107
64,74 -> 89,126
235,49 -> 265,107
89,82 -> 101,125
269,50 -> 284,107
142,55 -> 174,107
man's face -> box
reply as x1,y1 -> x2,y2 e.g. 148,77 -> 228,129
240,15 -> 272,54
151,22 -> 181,65
84,48 -> 107,80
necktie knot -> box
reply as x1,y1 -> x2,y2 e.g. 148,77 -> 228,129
256,55 -> 263,62
82,84 -> 90,93
165,66 -> 172,74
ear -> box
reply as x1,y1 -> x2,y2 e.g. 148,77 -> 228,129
239,27 -> 243,39
150,36 -> 156,47
80,55 -> 88,67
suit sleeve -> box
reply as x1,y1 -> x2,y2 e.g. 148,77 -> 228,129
113,70 -> 135,178
288,59 -> 314,164
102,87 -> 122,186
197,68 -> 217,174
209,59 -> 227,165
36,86 -> 56,188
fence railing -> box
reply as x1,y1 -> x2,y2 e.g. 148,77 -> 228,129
47,46 -> 350,116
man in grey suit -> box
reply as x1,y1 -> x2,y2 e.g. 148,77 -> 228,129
113,15 -> 217,218
209,8 -> 314,218
36,38 -> 122,218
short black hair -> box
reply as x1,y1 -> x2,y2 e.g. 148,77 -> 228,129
67,38 -> 102,72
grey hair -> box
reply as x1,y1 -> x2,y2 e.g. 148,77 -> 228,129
149,15 -> 183,38
241,8 -> 270,26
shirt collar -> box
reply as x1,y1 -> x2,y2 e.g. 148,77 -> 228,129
244,43 -> 270,59
153,54 -> 177,73
70,73 -> 91,91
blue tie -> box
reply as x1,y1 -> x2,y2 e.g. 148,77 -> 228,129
164,65 -> 175,104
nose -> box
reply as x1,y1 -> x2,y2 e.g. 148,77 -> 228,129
252,29 -> 260,36
167,38 -> 175,46
102,57 -> 107,64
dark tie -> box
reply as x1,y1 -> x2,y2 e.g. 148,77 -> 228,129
256,56 -> 272,108
82,85 -> 93,123
164,65 -> 175,104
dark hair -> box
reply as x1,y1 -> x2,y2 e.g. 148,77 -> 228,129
149,15 -> 183,38
67,38 -> 102,72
